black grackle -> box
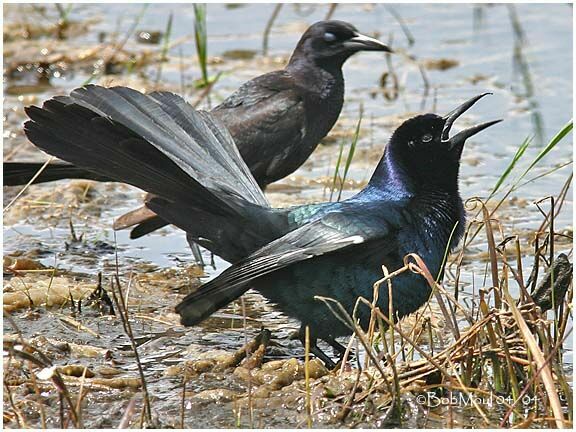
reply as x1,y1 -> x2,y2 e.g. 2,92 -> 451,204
6,20 -> 391,242
23,86 -> 500,367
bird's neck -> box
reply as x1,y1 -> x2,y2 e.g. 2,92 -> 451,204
411,186 -> 466,253
286,57 -> 344,100
366,149 -> 413,195
370,148 -> 461,194
365,151 -> 465,247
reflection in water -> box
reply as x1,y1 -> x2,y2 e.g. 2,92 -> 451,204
2,3 -> 573,428
507,4 -> 545,145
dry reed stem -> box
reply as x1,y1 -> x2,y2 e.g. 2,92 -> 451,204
502,287 -> 565,428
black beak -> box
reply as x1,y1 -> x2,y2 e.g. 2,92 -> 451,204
442,93 -> 502,150
344,32 -> 393,53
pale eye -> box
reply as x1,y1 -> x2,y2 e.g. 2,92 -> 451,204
408,140 -> 415,148
422,134 -> 433,143
323,32 -> 337,43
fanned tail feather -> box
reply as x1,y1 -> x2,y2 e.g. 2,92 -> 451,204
3,161 -> 114,185
24,85 -> 279,260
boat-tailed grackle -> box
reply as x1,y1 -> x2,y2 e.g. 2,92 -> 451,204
23,85 -> 500,366
6,20 -> 391,242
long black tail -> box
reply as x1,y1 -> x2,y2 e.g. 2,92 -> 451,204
3,161 -> 114,186
23,85 -> 280,262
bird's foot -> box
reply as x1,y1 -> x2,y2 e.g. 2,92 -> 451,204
309,345 -> 337,370
298,327 -> 338,369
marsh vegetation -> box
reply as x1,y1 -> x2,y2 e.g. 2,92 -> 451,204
3,3 -> 573,428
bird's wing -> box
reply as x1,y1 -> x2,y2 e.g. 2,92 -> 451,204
214,70 -> 298,109
213,211 -> 392,283
211,71 -> 306,184
176,210 -> 394,324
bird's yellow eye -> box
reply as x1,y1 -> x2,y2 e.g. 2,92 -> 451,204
422,134 -> 433,143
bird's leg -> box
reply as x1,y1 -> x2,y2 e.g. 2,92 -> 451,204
309,345 -> 337,370
298,326 -> 337,369
324,335 -> 347,356
185,234 -> 206,267
324,335 -> 355,364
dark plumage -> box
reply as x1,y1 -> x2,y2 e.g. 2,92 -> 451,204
6,20 -> 390,241
23,85 -> 500,366
3,161 -> 114,185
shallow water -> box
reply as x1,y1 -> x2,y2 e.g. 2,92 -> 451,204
3,3 -> 573,428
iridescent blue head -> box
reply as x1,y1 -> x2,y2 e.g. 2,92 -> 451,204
384,93 -> 502,191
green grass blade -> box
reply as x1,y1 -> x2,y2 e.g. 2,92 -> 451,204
489,119 -> 572,201
329,141 -> 345,202
193,4 -> 209,88
155,12 -> 174,85
519,119 -> 573,180
515,160 -> 573,190
337,106 -> 363,201
464,120 -> 573,249
163,12 -> 174,61
55,3 -> 73,22
489,135 -> 531,198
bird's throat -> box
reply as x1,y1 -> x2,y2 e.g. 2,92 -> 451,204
287,60 -> 344,100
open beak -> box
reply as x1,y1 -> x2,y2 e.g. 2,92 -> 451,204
442,93 -> 502,150
345,32 -> 393,53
